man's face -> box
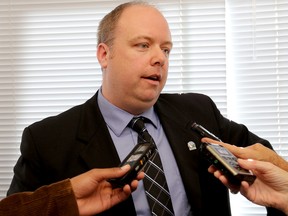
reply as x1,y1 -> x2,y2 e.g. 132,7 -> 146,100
98,5 -> 172,115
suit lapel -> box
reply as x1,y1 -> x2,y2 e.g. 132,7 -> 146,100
76,92 -> 121,169
155,95 -> 201,165
68,91 -> 137,215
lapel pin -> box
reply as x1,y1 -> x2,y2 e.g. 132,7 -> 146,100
187,141 -> 197,151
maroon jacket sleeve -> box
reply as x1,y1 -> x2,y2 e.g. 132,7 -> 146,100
0,179 -> 79,216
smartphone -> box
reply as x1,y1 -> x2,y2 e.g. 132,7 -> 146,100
191,122 -> 255,185
108,142 -> 156,187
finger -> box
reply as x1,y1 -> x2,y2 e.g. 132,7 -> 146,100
217,143 -> 244,158
211,169 -> 240,192
89,165 -> 131,181
208,165 -> 217,173
237,158 -> 274,173
201,138 -> 238,155
122,171 -> 144,191
121,184 -> 133,195
130,179 -> 140,191
111,186 -> 132,205
239,181 -> 250,197
201,137 -> 221,144
214,170 -> 223,178
136,171 -> 145,180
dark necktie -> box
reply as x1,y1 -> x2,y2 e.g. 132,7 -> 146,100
129,117 -> 174,216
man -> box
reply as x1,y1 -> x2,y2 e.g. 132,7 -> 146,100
7,1 -> 284,215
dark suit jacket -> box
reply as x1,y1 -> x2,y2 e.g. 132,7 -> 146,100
7,92 -> 284,216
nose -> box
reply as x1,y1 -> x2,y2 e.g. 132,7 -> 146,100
151,47 -> 166,67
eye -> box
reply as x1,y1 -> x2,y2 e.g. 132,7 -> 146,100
162,48 -> 171,57
136,43 -> 149,49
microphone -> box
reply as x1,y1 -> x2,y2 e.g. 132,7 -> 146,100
191,122 -> 221,141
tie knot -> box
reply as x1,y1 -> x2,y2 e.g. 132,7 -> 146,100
129,117 -> 146,134
129,117 -> 155,144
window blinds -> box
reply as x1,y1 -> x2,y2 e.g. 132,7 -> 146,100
226,0 -> 288,158
227,1 -> 288,215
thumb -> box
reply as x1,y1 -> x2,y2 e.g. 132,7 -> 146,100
88,165 -> 131,181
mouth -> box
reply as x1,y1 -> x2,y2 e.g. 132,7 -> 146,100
144,74 -> 161,82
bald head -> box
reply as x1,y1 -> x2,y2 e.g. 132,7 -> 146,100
97,1 -> 169,47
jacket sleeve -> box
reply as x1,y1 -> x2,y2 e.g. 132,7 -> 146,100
7,126 -> 45,195
0,179 -> 79,216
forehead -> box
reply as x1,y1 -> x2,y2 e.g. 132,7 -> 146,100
116,5 -> 171,42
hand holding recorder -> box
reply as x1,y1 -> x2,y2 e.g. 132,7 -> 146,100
191,123 -> 255,189
209,157 -> 288,215
202,137 -> 255,193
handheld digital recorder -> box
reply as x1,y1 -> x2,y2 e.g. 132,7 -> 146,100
191,122 -> 256,185
108,142 -> 156,187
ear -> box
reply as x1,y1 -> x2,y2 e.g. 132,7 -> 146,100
97,43 -> 110,69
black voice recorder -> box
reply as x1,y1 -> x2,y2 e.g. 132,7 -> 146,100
191,122 -> 256,185
108,142 -> 156,187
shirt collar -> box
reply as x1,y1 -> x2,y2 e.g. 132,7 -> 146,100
97,88 -> 158,137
